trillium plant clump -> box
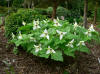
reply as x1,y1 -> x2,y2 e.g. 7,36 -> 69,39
11,18 -> 99,62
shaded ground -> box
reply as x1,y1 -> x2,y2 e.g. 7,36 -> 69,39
0,26 -> 100,74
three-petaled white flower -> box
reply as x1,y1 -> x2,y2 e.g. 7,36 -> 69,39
33,20 -> 40,30
46,46 -> 56,54
84,31 -> 92,37
18,31 -> 22,39
74,22 -> 78,29
77,41 -> 85,46
53,19 -> 62,27
12,33 -> 15,39
34,44 -> 42,53
40,29 -> 49,40
56,30 -> 67,40
66,39 -> 74,48
88,24 -> 95,32
22,21 -> 26,26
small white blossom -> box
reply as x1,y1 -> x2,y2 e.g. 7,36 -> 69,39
56,30 -> 67,40
88,24 -> 95,32
33,20 -> 40,30
77,41 -> 85,46
74,22 -> 78,29
12,33 -> 15,39
34,44 -> 42,53
66,39 -> 74,48
53,19 -> 62,27
18,31 -> 22,39
46,46 -> 56,54
22,21 -> 26,26
40,29 -> 49,40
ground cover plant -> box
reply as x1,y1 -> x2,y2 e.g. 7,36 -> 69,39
10,18 -> 99,62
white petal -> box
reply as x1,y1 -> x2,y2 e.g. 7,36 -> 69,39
18,36 -> 22,39
63,32 -> 67,35
58,23 -> 62,26
98,57 -> 100,64
33,26 -> 36,30
35,49 -> 39,53
56,30 -> 61,34
22,21 -> 26,26
37,26 -> 40,28
60,35 -> 63,40
46,49 -> 51,54
44,29 -> 48,33
70,44 -> 74,48
70,39 -> 74,43
51,49 -> 56,53
54,19 -> 57,23
40,34 -> 45,37
46,35 -> 49,40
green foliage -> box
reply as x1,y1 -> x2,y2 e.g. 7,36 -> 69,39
47,6 -> 81,23
5,9 -> 47,38
97,8 -> 100,22
10,19 -> 99,62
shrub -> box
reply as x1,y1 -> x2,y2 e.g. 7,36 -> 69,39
11,19 -> 99,62
5,9 -> 47,38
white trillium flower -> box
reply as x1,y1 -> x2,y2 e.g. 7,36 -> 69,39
74,22 -> 78,29
56,30 -> 67,40
33,20 -> 40,30
18,31 -> 22,39
66,39 -> 74,48
84,31 -> 92,37
34,44 -> 42,53
77,41 -> 85,46
22,21 -> 26,26
88,24 -> 95,32
12,33 -> 15,39
40,29 -> 49,40
53,19 -> 62,27
46,46 -> 56,54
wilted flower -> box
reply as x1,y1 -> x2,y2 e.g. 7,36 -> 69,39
33,20 -> 40,30
12,33 -> 15,39
46,46 -> 56,54
18,31 -> 22,39
22,21 -> 26,26
53,19 -> 62,27
66,39 -> 74,48
34,44 -> 42,53
40,29 -> 49,40
56,30 -> 67,40
77,41 -> 85,46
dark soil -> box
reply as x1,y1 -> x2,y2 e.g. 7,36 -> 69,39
0,26 -> 100,74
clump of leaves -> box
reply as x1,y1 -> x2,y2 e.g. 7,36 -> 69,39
11,19 -> 99,62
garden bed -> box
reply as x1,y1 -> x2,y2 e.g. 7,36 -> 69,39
0,26 -> 100,74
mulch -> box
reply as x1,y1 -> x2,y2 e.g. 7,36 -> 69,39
0,26 -> 100,74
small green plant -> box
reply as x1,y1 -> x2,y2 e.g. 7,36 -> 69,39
11,19 -> 98,62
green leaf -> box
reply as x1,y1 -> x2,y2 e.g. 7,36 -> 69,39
78,46 -> 90,53
13,47 -> 19,55
51,50 -> 63,62
64,48 -> 75,58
